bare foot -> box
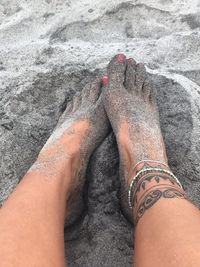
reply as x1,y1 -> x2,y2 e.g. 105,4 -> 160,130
102,54 -> 169,222
29,77 -> 110,225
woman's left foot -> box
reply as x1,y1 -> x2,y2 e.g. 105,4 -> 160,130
29,77 -> 110,225
102,55 -> 169,222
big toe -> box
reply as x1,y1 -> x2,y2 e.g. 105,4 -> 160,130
107,54 -> 126,87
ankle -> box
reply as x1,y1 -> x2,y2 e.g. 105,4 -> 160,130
132,160 -> 169,175
128,169 -> 185,225
119,138 -> 169,179
124,159 -> 169,186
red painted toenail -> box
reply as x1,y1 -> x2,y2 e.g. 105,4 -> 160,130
102,76 -> 109,86
116,54 -> 126,63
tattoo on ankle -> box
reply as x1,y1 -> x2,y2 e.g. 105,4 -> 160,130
135,173 -> 178,196
133,175 -> 187,226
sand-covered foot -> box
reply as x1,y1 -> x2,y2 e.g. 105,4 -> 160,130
29,77 -> 110,226
102,54 -> 169,222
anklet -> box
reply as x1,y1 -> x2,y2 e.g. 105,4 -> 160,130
128,167 -> 183,209
130,160 -> 169,175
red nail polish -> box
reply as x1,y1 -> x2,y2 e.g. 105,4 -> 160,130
116,54 -> 126,63
102,76 -> 109,86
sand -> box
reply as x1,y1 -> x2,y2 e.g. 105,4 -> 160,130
0,0 -> 200,266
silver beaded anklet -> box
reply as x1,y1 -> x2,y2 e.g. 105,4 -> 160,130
128,167 -> 183,209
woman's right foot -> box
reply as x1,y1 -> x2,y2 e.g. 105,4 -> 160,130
29,76 -> 110,226
102,54 -> 171,222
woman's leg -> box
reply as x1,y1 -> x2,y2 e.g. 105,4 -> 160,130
134,181 -> 200,267
0,77 -> 109,267
102,54 -> 200,267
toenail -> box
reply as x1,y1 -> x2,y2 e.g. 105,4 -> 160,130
116,54 -> 126,63
128,58 -> 134,62
102,76 -> 109,86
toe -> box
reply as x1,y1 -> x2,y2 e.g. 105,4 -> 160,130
82,77 -> 101,104
143,77 -> 158,104
88,77 -> 101,103
125,58 -> 137,91
65,101 -> 73,114
72,92 -> 82,112
82,83 -> 90,100
135,63 -> 146,93
102,76 -> 109,87
107,54 -> 126,87
56,101 -> 73,127
142,78 -> 154,101
149,83 -> 157,104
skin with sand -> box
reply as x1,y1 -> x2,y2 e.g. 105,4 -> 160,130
28,53 -> 185,225
28,77 -> 110,225
1,54 -> 200,267
102,54 -> 173,222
